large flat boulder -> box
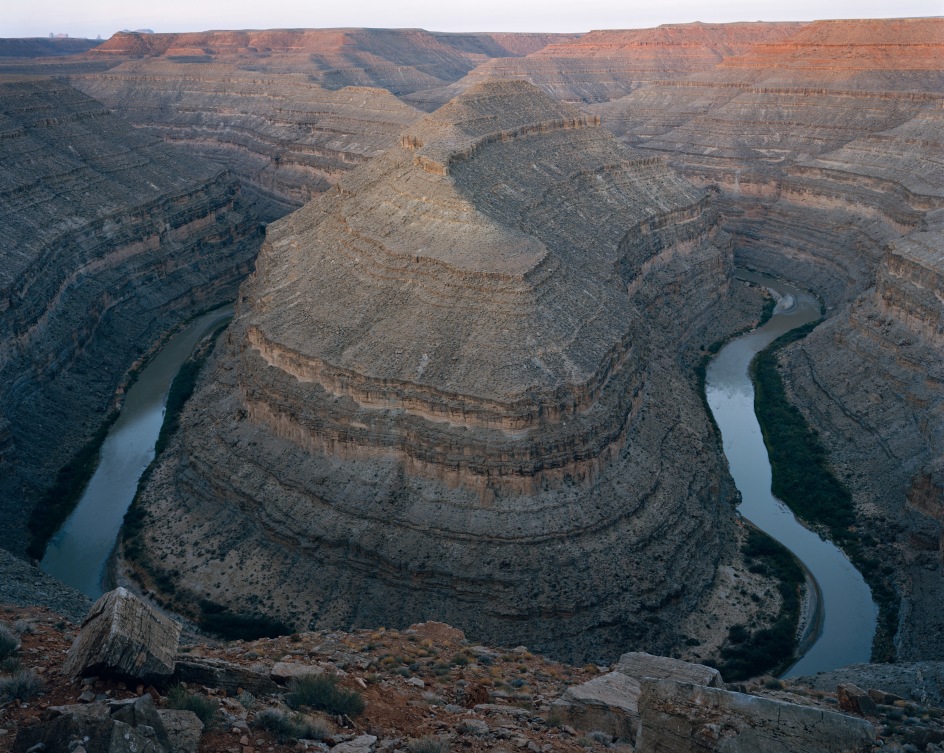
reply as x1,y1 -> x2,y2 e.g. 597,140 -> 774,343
63,588 -> 181,682
636,678 -> 875,753
173,656 -> 280,695
614,652 -> 723,688
553,653 -> 723,741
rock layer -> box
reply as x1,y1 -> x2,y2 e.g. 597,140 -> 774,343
72,65 -> 422,218
0,77 -> 261,558
126,80 -> 765,662
595,18 -> 944,661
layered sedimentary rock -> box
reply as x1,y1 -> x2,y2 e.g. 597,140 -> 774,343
597,19 -> 944,660
73,65 -> 421,218
0,77 -> 261,557
405,22 -> 805,110
126,80 -> 765,662
37,29 -> 578,218
85,29 -> 575,95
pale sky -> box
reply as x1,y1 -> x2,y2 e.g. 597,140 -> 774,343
3,0 -> 942,39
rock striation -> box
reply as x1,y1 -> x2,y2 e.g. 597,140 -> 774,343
63,588 -> 181,682
72,64 -> 422,218
405,22 -> 806,110
125,79 -> 767,662
0,77 -> 262,559
635,679 -> 875,752
592,18 -> 944,662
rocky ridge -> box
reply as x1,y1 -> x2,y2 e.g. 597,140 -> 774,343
123,79 -> 770,663
0,77 -> 262,559
403,22 -> 807,110
3,597 -> 943,753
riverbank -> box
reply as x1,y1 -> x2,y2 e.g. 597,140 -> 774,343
752,322 -> 900,662
39,306 -> 234,598
705,272 -> 877,677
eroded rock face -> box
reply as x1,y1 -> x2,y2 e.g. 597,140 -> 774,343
0,78 -> 261,559
126,80 -> 764,662
71,65 -> 422,219
597,17 -> 944,662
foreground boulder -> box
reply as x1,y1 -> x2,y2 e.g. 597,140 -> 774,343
63,588 -> 180,682
553,652 -> 723,740
13,696 -> 181,753
636,678 -> 875,752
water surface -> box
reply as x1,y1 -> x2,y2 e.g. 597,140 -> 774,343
41,306 -> 232,598
706,272 -> 877,676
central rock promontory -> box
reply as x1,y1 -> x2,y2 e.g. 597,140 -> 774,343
125,80 -> 765,662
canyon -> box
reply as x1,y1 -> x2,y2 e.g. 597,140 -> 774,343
0,17 -> 942,674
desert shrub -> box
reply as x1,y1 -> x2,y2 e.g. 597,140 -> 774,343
255,709 -> 331,743
285,674 -> 365,717
166,685 -> 218,727
0,670 -> 43,701
408,736 -> 450,753
0,624 -> 19,660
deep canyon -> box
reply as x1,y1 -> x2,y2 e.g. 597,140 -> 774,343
1,17 -> 942,675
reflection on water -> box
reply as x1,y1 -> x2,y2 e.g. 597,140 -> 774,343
706,271 -> 877,676
41,307 -> 232,598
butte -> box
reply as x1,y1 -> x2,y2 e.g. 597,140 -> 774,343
125,80 -> 766,662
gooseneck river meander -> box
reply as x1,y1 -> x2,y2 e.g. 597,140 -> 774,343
42,277 -> 877,675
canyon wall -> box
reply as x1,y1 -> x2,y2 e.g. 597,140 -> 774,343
0,77 -> 262,558
125,80 -> 767,663
72,65 -> 421,219
598,18 -> 944,660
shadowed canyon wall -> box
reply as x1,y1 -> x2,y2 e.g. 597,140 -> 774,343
1,18 -> 942,664
0,77 -> 262,558
596,18 -> 944,659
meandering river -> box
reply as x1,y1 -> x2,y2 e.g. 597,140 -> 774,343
40,306 -> 233,598
42,275 -> 876,675
706,272 -> 877,676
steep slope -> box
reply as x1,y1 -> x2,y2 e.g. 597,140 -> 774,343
0,77 -> 262,559
595,18 -> 944,660
124,80 -> 766,663
73,64 -> 421,219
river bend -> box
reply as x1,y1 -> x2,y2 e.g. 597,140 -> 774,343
706,272 -> 877,676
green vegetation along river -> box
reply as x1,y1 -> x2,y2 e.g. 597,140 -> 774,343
706,272 -> 877,676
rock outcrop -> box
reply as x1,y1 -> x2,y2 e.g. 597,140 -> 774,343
593,18 -> 944,662
405,22 -> 806,110
553,653 -> 723,741
635,679 -> 875,752
64,588 -> 180,682
0,77 -> 261,559
124,79 -> 768,663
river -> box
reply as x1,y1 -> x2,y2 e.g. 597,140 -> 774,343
40,306 -> 233,599
705,271 -> 877,676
